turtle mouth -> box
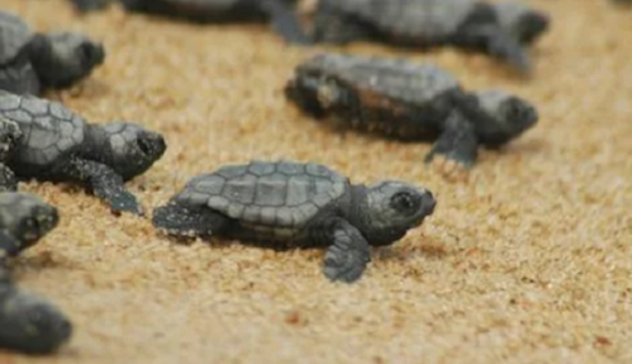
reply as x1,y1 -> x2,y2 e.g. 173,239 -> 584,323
80,42 -> 106,69
137,133 -> 167,160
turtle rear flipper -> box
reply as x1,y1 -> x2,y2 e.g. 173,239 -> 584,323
259,0 -> 311,45
153,201 -> 230,238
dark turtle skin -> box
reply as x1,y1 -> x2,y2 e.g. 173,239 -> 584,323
68,0 -> 310,45
0,92 -> 167,215
311,0 -> 550,74
0,192 -> 72,355
0,11 -> 105,96
284,54 -> 539,171
153,160 -> 436,283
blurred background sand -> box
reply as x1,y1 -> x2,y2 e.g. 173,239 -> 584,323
0,0 -> 631,363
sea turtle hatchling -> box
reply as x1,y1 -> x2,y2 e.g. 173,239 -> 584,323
310,0 -> 550,74
0,10 -> 105,95
0,92 -> 167,215
284,53 -> 539,175
152,160 -> 436,283
69,0 -> 310,45
0,191 -> 72,355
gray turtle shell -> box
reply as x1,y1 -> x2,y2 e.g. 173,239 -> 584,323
0,93 -> 85,167
298,54 -> 460,106
175,160 -> 349,229
0,11 -> 33,64
323,0 -> 476,42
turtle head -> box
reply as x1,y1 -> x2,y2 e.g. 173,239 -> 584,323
0,118 -> 22,162
0,287 -> 72,354
0,192 -> 59,255
101,122 -> 166,181
466,89 -> 538,147
30,31 -> 105,89
284,67 -> 346,118
492,1 -> 550,45
360,181 -> 436,246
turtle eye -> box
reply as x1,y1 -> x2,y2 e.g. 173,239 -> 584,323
390,191 -> 421,215
505,99 -> 526,122
20,216 -> 41,241
137,136 -> 151,156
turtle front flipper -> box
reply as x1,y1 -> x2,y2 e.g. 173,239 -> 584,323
259,0 -> 311,45
62,158 -> 143,215
484,29 -> 531,75
152,202 -> 230,239
424,111 -> 478,179
454,24 -> 531,75
321,218 -> 371,283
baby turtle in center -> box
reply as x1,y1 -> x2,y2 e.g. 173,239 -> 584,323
153,160 -> 436,283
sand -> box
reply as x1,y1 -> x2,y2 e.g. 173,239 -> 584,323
0,0 -> 631,363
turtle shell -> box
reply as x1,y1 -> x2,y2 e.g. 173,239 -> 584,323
0,11 -> 33,65
175,160 -> 349,229
0,93 -> 85,168
322,0 -> 476,42
296,53 -> 460,106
